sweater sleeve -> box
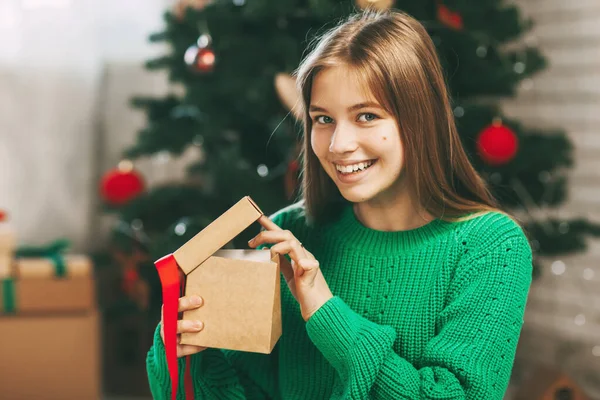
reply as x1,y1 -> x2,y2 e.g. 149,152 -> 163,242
305,234 -> 532,400
146,323 -> 276,399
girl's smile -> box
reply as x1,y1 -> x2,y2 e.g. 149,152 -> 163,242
333,159 -> 377,184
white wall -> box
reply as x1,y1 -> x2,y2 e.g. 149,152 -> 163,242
0,0 -> 175,251
504,0 -> 600,397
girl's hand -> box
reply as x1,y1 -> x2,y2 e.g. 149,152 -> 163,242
159,295 -> 207,358
248,216 -> 333,321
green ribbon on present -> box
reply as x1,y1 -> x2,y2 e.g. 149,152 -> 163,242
15,238 -> 70,278
1,279 -> 15,313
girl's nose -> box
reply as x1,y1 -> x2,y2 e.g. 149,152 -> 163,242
329,125 -> 358,155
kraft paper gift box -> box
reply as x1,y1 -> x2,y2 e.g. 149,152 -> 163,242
167,196 -> 284,354
0,218 -> 15,251
0,253 -> 95,314
0,252 -> 11,279
0,220 -> 15,279
0,310 -> 101,400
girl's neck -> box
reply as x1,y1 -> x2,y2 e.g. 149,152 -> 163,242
353,193 -> 434,232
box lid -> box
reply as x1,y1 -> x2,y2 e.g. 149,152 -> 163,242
173,196 -> 263,275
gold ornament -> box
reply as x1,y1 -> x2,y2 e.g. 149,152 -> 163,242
175,0 -> 212,19
274,73 -> 303,120
355,0 -> 394,10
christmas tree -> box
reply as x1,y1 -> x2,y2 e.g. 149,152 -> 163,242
101,0 -> 600,299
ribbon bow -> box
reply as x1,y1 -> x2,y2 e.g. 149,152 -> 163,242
15,238 -> 71,278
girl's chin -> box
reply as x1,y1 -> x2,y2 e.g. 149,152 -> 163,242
337,185 -> 376,204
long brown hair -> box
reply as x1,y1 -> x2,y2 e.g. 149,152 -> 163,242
294,9 -> 502,223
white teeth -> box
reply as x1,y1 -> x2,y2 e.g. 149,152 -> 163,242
335,160 -> 374,174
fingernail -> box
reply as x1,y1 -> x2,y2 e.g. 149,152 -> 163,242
192,296 -> 203,306
195,321 -> 203,330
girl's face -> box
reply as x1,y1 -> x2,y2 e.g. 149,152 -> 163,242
309,66 -> 406,205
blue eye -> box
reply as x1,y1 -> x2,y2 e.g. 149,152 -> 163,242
315,115 -> 334,124
357,113 -> 378,122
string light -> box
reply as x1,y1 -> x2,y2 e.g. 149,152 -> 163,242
453,106 -> 464,118
521,78 -> 534,91
583,268 -> 594,281
197,33 -> 211,48
131,219 -> 143,230
513,62 -> 526,74
551,260 -> 566,275
257,164 -> 269,177
574,314 -> 586,326
155,151 -> 171,164
174,222 -> 187,236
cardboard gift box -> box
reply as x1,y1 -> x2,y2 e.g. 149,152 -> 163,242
0,220 -> 15,279
162,196 -> 284,354
0,310 -> 101,400
0,252 -> 11,279
0,218 -> 15,252
181,248 -> 282,353
0,254 -> 95,314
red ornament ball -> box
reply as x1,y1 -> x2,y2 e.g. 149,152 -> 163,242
184,45 -> 215,73
476,123 -> 519,166
100,162 -> 145,205
436,3 -> 463,30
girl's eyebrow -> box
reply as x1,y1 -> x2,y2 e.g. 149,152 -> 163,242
309,102 -> 383,113
347,102 -> 383,112
309,105 -> 328,113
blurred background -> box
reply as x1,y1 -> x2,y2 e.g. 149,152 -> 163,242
0,0 -> 599,399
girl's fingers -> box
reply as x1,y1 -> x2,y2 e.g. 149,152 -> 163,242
270,240 -> 311,266
257,215 -> 282,231
270,241 -> 318,279
275,252 -> 295,287
178,295 -> 203,312
177,319 -> 203,334
296,259 -> 320,285
177,344 -> 207,358
248,229 -> 295,248
297,258 -> 319,273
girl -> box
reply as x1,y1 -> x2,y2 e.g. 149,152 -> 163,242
147,9 -> 532,400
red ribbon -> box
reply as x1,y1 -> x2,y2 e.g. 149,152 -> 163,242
155,254 -> 195,400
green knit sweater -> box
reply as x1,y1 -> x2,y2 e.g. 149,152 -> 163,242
147,202 -> 533,399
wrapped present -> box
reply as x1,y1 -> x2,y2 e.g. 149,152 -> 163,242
0,226 -> 14,253
155,196 -> 285,400
0,252 -> 11,280
15,253 -> 91,279
0,211 -> 15,251
0,240 -> 95,314
0,212 -> 15,279
0,310 -> 100,399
